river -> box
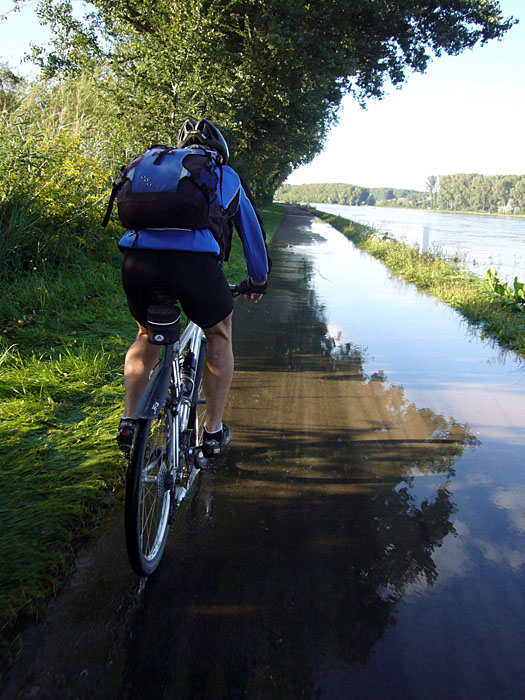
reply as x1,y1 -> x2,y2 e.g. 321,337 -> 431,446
314,203 -> 525,284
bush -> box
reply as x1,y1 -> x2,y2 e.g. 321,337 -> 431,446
0,118 -> 117,274
0,73 -> 144,283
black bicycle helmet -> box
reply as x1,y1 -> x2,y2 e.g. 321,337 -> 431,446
177,118 -> 229,164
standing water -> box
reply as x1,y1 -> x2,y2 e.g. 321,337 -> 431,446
122,210 -> 525,699
315,203 -> 525,283
3,209 -> 525,700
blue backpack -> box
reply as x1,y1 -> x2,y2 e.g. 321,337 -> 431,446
103,145 -> 229,253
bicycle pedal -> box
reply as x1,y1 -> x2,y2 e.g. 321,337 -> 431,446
194,449 -> 212,470
174,485 -> 187,505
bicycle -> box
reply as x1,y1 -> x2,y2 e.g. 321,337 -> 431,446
124,285 -> 239,576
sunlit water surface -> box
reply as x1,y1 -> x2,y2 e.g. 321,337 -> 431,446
140,213 -> 525,699
292,217 -> 525,698
315,202 -> 525,284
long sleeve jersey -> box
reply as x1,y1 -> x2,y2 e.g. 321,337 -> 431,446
118,161 -> 269,283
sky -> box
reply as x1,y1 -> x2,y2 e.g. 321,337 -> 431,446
288,0 -> 525,191
1,0 -> 524,192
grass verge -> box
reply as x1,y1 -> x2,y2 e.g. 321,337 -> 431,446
309,208 -> 525,358
0,203 -> 285,673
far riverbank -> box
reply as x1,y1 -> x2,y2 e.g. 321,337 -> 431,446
372,203 -> 525,219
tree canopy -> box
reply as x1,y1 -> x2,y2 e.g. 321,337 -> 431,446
437,173 -> 525,213
14,0 -> 517,201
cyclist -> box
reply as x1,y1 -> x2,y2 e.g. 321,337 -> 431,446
116,119 -> 269,459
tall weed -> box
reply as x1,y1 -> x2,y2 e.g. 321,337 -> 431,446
486,268 -> 525,311
0,115 -> 117,276
0,72 -> 145,284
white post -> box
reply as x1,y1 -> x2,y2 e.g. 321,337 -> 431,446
419,226 -> 429,255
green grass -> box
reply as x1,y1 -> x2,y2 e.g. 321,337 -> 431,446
310,208 -> 525,357
0,203 -> 285,672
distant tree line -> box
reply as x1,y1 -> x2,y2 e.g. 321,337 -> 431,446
436,174 -> 525,214
275,175 -> 525,214
274,183 -> 426,207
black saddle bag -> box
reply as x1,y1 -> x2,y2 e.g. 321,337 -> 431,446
147,305 -> 181,345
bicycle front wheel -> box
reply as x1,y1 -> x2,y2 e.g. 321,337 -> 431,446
125,409 -> 172,576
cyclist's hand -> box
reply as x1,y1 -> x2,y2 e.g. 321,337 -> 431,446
237,278 -> 267,303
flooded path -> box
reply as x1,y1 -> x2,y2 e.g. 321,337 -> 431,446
4,209 -> 525,699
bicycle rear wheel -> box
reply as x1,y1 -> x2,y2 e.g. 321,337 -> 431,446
125,407 -> 173,576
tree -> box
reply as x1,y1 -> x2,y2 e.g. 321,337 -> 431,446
15,0 -> 516,201
509,179 -> 525,212
0,63 -> 26,112
426,175 -> 438,207
493,175 -> 517,212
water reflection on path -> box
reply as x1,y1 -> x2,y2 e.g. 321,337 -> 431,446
5,209 -> 525,700
122,211 -> 525,699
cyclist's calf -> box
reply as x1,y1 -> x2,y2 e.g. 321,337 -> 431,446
202,312 -> 233,434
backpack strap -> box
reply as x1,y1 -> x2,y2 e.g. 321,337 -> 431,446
218,161 -> 224,201
102,161 -> 132,227
102,181 -> 119,228
150,145 -> 172,165
102,165 -> 128,227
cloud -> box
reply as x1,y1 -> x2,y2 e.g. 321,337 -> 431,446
492,486 -> 525,534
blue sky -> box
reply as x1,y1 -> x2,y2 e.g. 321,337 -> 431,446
1,0 -> 524,192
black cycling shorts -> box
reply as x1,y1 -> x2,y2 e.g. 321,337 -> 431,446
121,249 -> 234,329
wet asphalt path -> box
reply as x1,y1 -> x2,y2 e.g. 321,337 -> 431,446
4,208 -> 525,699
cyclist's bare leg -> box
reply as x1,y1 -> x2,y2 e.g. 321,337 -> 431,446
123,323 -> 160,416
202,312 -> 233,433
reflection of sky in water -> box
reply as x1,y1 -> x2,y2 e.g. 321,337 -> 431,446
308,218 -> 525,439
315,203 -> 525,284
301,216 -> 525,697
492,486 -> 525,534
307,217 -> 525,582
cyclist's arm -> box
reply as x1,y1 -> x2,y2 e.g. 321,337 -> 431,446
231,186 -> 269,284
237,174 -> 272,275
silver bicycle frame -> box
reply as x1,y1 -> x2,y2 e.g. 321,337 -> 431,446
171,321 -> 205,503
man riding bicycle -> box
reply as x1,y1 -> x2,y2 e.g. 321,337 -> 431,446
116,119 -> 269,460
